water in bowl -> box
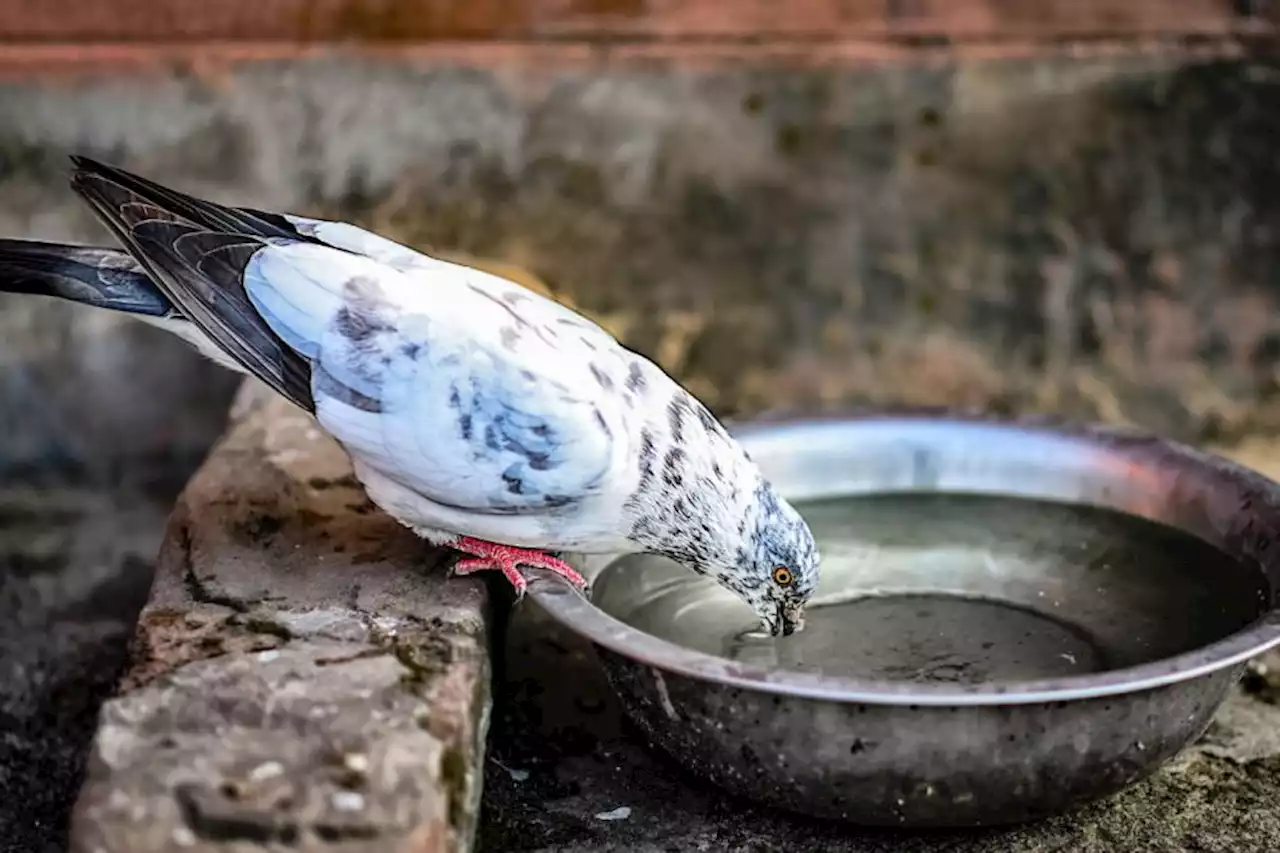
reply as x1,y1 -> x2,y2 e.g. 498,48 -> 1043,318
591,493 -> 1268,683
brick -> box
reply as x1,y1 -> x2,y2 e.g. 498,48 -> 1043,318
69,381 -> 494,852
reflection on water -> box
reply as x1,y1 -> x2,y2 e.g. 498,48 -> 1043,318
595,493 -> 1267,683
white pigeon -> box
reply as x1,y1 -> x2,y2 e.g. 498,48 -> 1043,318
0,157 -> 819,635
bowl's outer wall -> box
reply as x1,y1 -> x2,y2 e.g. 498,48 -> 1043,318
598,647 -> 1243,826
533,416 -> 1280,825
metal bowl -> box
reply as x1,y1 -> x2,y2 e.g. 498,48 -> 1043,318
526,414 -> 1280,827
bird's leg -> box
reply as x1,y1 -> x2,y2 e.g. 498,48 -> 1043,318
450,536 -> 587,598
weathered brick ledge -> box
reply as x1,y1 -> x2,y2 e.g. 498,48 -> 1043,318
68,381 -> 495,853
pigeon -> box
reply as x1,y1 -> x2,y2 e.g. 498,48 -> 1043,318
0,157 -> 820,636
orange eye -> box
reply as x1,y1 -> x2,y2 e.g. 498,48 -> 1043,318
772,567 -> 794,586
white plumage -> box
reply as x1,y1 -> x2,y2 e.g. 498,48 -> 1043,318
244,237 -> 635,552
0,157 -> 821,636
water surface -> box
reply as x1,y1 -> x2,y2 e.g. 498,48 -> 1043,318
593,493 -> 1267,683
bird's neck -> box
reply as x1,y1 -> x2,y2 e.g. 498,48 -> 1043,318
624,411 -> 763,577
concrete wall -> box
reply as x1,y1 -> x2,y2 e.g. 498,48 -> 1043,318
4,47 -> 1280,484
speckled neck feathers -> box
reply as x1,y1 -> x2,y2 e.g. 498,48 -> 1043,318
621,389 -> 787,574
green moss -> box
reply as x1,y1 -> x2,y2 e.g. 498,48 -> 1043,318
440,743 -> 472,834
391,629 -> 455,690
239,612 -> 293,641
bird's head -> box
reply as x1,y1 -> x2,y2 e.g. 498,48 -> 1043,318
620,392 -> 821,637
718,479 -> 820,637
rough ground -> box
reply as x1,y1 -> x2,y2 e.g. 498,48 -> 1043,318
0,487 -> 166,853
68,384 -> 495,853
481,604 -> 1280,853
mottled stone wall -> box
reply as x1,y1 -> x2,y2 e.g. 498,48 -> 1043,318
3,50 -> 1279,464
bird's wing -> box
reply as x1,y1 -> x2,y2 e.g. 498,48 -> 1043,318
243,241 -> 630,516
69,157 -> 632,516
69,157 -> 317,410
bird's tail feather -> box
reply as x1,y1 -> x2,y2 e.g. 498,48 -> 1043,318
68,156 -> 316,412
0,239 -> 173,317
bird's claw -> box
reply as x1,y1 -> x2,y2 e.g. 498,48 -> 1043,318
452,556 -> 529,598
450,537 -> 588,601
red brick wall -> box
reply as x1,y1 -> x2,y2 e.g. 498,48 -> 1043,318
0,0 -> 1266,43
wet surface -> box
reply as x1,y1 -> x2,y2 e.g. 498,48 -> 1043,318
593,494 -> 1266,683
0,489 -> 164,853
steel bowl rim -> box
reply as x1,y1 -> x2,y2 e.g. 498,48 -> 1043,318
528,412 -> 1280,707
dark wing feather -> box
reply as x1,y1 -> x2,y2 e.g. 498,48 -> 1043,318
68,157 -> 316,412
68,156 -> 330,250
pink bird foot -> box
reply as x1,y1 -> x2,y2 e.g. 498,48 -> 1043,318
450,536 -> 588,598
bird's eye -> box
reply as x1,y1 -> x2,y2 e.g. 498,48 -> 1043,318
772,567 -> 794,586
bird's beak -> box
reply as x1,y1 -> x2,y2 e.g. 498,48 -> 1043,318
770,604 -> 796,637
761,602 -> 805,637
759,605 -> 783,637
780,601 -> 805,637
